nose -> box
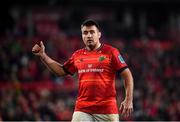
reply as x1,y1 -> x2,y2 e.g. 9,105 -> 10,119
87,32 -> 92,38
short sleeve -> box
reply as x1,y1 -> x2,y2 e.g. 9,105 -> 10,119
111,48 -> 128,72
63,53 -> 77,75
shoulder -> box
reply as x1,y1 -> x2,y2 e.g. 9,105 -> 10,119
72,48 -> 86,56
103,44 -> 120,53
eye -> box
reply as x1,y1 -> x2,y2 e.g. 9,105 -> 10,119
90,30 -> 95,34
83,31 -> 88,35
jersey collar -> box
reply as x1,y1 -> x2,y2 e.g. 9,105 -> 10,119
85,43 -> 104,52
96,43 -> 104,51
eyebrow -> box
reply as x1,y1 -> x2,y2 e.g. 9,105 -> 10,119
83,29 -> 96,32
83,30 -> 95,33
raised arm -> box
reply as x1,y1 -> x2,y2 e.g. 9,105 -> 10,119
32,41 -> 67,76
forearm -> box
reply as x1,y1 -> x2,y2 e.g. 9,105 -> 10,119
121,68 -> 134,101
124,76 -> 133,101
40,53 -> 67,76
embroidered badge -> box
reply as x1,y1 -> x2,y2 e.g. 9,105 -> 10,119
99,56 -> 106,61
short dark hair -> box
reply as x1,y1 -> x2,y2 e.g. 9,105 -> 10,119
81,19 -> 100,30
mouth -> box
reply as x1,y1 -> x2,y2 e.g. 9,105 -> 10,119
87,39 -> 93,43
85,39 -> 96,50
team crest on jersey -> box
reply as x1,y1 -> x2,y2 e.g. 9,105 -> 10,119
99,56 -> 106,61
118,55 -> 125,63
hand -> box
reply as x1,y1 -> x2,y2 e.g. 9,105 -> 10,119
32,41 -> 45,56
119,99 -> 133,117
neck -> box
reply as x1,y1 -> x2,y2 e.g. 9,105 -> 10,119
87,43 -> 101,51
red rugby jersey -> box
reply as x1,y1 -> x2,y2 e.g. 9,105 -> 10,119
63,44 -> 127,114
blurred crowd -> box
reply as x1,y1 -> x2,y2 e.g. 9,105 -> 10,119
0,4 -> 180,121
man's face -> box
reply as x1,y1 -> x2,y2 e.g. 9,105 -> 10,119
81,25 -> 101,50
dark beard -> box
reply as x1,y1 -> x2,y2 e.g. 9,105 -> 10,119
88,44 -> 96,50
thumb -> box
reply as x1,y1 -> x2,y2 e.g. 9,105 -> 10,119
40,41 -> 44,47
40,41 -> 45,51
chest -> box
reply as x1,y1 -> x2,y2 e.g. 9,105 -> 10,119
74,53 -> 111,70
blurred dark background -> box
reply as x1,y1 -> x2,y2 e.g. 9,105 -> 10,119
0,0 -> 179,121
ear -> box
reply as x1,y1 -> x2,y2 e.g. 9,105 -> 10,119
98,32 -> 101,38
